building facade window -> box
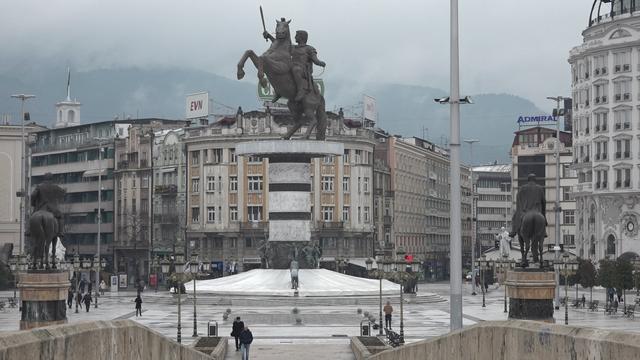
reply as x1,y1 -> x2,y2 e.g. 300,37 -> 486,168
363,177 -> 370,193
322,206 -> 334,221
191,207 -> 200,223
229,148 -> 237,163
230,176 -> 238,191
563,210 -> 575,225
343,206 -> 350,222
207,207 -> 216,223
321,176 -> 334,192
248,176 -> 263,192
364,206 -> 370,222
247,206 -> 262,221
342,176 -> 349,192
191,178 -> 199,193
191,150 -> 200,165
230,207 -> 238,221
207,176 -> 215,192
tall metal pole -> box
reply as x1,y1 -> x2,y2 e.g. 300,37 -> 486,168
564,266 -> 569,325
177,280 -> 182,343
95,140 -> 103,309
10,94 -> 35,257
192,273 -> 198,337
464,139 -> 479,296
399,279 -> 404,344
379,273 -> 383,335
547,96 -> 563,310
449,0 -> 463,331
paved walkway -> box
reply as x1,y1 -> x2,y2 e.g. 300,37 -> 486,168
223,340 -> 355,360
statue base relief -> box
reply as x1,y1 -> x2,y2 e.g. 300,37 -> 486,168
506,269 -> 555,323
18,270 -> 70,330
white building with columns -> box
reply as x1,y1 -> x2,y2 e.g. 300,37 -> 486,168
569,0 -> 640,260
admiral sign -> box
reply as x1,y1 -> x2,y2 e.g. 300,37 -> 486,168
517,115 -> 557,124
185,92 -> 209,119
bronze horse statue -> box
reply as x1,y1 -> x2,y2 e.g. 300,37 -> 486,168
237,17 -> 327,140
518,210 -> 546,268
29,210 -> 60,269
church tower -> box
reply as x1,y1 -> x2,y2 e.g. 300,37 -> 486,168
54,68 -> 81,128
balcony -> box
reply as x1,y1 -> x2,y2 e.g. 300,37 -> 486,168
615,65 -> 622,73
316,221 -> 344,230
240,221 -> 268,232
585,127 -> 590,134
602,95 -> 607,103
573,183 -> 593,193
624,64 -> 631,71
616,123 -> 622,130
595,125 -> 600,132
595,154 -> 600,161
624,122 -> 631,129
594,97 -> 600,104
624,180 -> 631,188
624,151 -> 630,158
602,67 -> 607,74
615,151 -> 621,159
615,94 -> 622,101
155,184 -> 178,195
153,213 -> 179,224
616,181 -> 622,188
624,93 -> 631,101
602,124 -> 607,131
383,215 -> 392,225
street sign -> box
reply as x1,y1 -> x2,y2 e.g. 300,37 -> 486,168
185,92 -> 209,119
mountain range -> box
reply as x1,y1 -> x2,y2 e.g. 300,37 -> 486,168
0,67 -> 547,164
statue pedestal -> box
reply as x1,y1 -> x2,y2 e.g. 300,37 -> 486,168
237,140 -> 343,269
506,269 -> 555,323
19,270 -> 70,330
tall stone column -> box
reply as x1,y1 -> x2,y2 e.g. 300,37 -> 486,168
237,140 -> 343,269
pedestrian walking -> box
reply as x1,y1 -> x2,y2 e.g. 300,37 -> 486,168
79,278 -> 86,293
82,292 -> 92,312
581,294 -> 586,308
231,316 -> 245,351
383,300 -> 393,329
100,280 -> 107,296
239,326 -> 253,360
134,294 -> 143,317
88,282 -> 93,296
76,291 -> 82,308
67,288 -> 73,309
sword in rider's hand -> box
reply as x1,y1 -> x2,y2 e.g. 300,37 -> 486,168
260,6 -> 268,42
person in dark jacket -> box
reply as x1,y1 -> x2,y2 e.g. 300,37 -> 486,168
134,295 -> 143,316
239,326 -> 253,360
82,292 -> 92,312
67,288 -> 74,309
76,291 -> 82,309
231,317 -> 245,351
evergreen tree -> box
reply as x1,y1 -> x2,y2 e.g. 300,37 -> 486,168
576,258 -> 597,303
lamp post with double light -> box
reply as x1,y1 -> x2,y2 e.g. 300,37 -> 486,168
8,256 -> 17,301
475,254 -> 491,308
554,253 -> 578,325
495,254 -> 515,313
190,252 -> 200,338
174,251 -> 185,343
93,255 -> 106,308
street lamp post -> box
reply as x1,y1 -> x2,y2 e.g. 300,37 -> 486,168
366,256 -> 384,335
190,252 -> 199,338
152,256 -> 160,293
475,254 -> 490,308
93,137 -> 108,307
464,139 -> 479,297
10,94 -> 35,257
174,250 -> 185,343
73,253 -> 80,314
395,247 -> 406,344
554,253 -> 578,325
9,256 -> 17,301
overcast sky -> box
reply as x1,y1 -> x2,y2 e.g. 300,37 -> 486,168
0,0 -> 589,109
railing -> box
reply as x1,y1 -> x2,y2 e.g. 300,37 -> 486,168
155,184 -> 178,194
153,214 -> 179,224
383,215 -> 392,225
240,221 -> 268,231
316,221 -> 344,230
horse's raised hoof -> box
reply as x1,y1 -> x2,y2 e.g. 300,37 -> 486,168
237,68 -> 245,80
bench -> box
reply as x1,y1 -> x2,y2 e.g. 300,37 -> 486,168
7,297 -> 16,308
385,328 -> 402,348
572,300 -> 582,308
588,300 -> 599,311
625,305 -> 635,319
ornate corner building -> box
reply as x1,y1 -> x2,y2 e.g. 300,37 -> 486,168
569,0 -> 640,260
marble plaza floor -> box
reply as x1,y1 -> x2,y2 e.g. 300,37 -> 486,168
0,282 -> 638,359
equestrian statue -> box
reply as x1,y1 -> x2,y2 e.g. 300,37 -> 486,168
237,7 -> 328,140
29,172 -> 66,269
509,174 -> 547,268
